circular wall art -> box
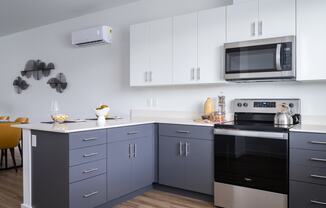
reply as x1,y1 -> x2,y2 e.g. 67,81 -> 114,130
13,76 -> 29,94
47,73 -> 68,93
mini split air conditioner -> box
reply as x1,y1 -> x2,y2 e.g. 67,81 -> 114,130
72,25 -> 112,47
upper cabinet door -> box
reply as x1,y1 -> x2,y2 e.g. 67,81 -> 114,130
297,0 -> 326,81
173,13 -> 198,84
149,18 -> 173,85
130,23 -> 150,86
198,7 -> 226,84
258,0 -> 295,38
226,0 -> 259,42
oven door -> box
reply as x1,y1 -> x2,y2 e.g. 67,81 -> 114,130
214,129 -> 288,194
224,36 -> 295,81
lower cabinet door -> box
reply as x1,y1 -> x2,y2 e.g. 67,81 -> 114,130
290,181 -> 326,208
159,136 -> 186,189
69,174 -> 107,208
184,139 -> 214,195
132,136 -> 154,191
107,140 -> 132,201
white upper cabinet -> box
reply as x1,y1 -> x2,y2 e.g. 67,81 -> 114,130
297,0 -> 326,81
130,18 -> 173,86
130,23 -> 150,86
198,7 -> 226,84
149,18 -> 173,85
226,0 -> 259,42
227,0 -> 295,42
173,13 -> 198,84
259,0 -> 295,38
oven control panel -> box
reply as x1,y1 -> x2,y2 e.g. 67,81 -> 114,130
233,99 -> 301,114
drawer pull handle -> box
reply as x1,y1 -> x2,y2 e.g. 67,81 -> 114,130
310,174 -> 326,179
83,191 -> 99,198
83,137 -> 97,142
83,168 -> 99,174
311,200 -> 326,206
127,131 -> 139,135
83,153 -> 98,158
309,141 -> 326,145
176,130 -> 190,134
310,158 -> 326,162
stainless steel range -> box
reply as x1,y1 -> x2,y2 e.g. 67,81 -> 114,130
214,99 -> 301,208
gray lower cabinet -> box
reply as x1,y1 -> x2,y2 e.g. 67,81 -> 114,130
290,132 -> 326,208
32,130 -> 107,208
158,124 -> 214,195
107,124 -> 154,201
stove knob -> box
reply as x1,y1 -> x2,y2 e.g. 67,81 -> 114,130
237,103 -> 242,107
289,103 -> 294,108
243,103 -> 248,107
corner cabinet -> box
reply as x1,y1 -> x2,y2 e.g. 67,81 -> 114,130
296,0 -> 326,81
130,18 -> 173,86
158,124 -> 214,195
130,7 -> 226,86
226,0 -> 295,42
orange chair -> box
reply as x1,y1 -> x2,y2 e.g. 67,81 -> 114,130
15,117 -> 29,124
0,116 -> 9,121
0,123 -> 21,171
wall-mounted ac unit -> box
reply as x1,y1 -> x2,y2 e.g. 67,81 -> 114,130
72,25 -> 112,47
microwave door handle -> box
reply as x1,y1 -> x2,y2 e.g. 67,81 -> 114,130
276,43 -> 282,71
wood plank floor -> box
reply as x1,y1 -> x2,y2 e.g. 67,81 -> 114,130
0,166 -> 213,208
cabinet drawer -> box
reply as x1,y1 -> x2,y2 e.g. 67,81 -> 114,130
291,132 -> 326,151
290,164 -> 326,186
290,149 -> 326,168
70,159 -> 106,183
159,124 -> 213,140
70,145 -> 106,166
69,130 -> 107,150
70,174 -> 106,208
290,181 -> 326,208
107,124 -> 153,143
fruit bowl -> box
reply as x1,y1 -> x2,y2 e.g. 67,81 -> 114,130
51,114 -> 69,124
95,104 -> 110,123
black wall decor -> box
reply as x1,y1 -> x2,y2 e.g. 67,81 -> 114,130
21,60 -> 55,80
13,76 -> 29,94
47,73 -> 68,93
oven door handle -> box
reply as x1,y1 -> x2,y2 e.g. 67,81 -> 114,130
214,129 -> 288,140
276,43 -> 282,71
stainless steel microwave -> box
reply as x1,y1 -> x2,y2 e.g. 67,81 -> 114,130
224,36 -> 296,82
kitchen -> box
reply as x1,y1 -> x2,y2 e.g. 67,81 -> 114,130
0,0 -> 326,208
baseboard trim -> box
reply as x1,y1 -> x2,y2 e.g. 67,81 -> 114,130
21,204 -> 32,208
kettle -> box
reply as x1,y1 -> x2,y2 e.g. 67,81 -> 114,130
274,103 -> 293,125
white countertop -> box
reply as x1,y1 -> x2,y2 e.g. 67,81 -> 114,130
290,124 -> 326,134
13,117 -> 214,133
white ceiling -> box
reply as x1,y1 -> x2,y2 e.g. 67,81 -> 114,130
0,0 -> 139,37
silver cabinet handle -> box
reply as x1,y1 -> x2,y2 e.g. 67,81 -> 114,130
83,191 -> 99,198
83,152 -> 98,158
176,130 -> 190,134
311,200 -> 326,206
83,168 -> 99,174
191,68 -> 195,80
309,141 -> 326,145
185,142 -> 189,157
310,174 -> 326,179
127,131 -> 139,135
251,22 -> 256,36
258,21 -> 263,36
83,137 -> 97,142
179,141 -> 183,156
197,68 -> 200,80
134,144 -> 137,158
128,144 -> 132,158
310,158 -> 326,162
145,71 -> 148,82
149,71 -> 152,82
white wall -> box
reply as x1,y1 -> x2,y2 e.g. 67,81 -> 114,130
0,0 -> 325,122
